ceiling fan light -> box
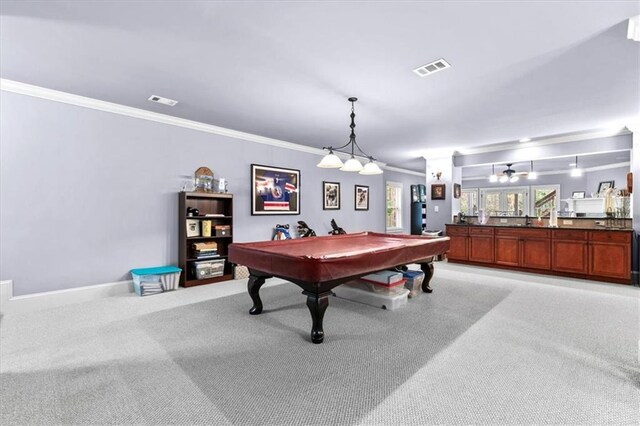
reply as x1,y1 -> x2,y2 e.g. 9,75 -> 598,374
340,156 -> 363,172
359,160 -> 383,175
510,175 -> 519,183
317,151 -> 343,168
499,175 -> 508,183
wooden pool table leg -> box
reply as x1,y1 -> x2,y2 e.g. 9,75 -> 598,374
420,258 -> 435,293
247,273 -> 268,315
303,291 -> 331,344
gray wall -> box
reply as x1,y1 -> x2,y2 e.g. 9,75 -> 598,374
0,92 -> 403,296
383,170 -> 426,234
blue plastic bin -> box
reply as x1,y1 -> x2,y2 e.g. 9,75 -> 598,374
131,266 -> 182,296
402,270 -> 425,298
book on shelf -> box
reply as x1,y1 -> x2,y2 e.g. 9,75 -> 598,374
195,254 -> 220,259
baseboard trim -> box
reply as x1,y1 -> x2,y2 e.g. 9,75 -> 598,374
0,279 -> 133,316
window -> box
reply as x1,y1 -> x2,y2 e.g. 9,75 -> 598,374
386,181 -> 403,231
531,185 -> 560,217
460,188 -> 478,215
480,186 -> 529,216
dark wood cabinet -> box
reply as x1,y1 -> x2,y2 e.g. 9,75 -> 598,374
445,226 -> 468,260
446,224 -> 631,284
521,235 -> 551,270
588,231 -> 631,280
179,192 -> 234,287
552,230 -> 588,274
495,228 -> 550,270
468,227 -> 494,263
494,232 -> 520,267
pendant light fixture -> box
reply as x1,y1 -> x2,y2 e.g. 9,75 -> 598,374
489,164 -> 498,182
316,97 -> 383,175
528,160 -> 538,180
571,155 -> 582,177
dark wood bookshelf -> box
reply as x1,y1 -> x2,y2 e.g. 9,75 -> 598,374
179,192 -> 234,287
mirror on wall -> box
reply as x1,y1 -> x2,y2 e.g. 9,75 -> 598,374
459,151 -> 631,218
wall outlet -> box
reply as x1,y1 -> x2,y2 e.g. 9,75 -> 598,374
500,218 -> 508,223
563,219 -> 573,225
434,206 -> 439,213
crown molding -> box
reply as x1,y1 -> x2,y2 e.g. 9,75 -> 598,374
455,128 -> 633,156
383,165 -> 426,177
0,78 -> 328,156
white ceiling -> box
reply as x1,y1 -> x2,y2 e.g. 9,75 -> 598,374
1,1 -> 639,172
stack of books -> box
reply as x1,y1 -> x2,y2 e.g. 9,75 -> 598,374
192,241 -> 219,259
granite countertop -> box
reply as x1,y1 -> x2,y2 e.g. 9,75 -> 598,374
446,223 -> 632,231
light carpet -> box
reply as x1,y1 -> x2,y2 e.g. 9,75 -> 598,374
1,263 -> 639,425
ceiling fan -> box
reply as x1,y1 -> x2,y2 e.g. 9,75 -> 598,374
499,163 -> 528,182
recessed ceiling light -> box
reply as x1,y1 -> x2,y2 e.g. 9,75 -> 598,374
148,95 -> 178,106
413,58 -> 450,77
519,138 -> 531,143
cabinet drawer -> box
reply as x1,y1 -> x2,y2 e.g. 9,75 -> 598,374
495,228 -> 550,239
553,229 -> 587,241
588,231 -> 631,243
469,227 -> 494,235
446,226 -> 469,236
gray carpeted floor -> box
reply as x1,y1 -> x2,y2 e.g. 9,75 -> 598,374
1,263 -> 639,425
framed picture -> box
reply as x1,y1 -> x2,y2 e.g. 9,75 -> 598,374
186,219 -> 200,237
323,181 -> 340,210
572,191 -> 586,199
355,185 -> 369,210
453,183 -> 461,199
431,183 -> 446,200
597,181 -> 614,194
251,164 -> 300,215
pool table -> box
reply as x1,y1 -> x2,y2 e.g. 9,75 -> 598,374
228,232 -> 450,343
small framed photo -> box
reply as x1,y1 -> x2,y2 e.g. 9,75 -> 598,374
186,219 -> 200,237
597,181 -> 614,194
572,191 -> 586,199
355,185 -> 369,210
431,183 -> 446,200
453,183 -> 461,199
323,181 -> 340,210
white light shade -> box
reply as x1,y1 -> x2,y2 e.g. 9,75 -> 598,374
359,161 -> 383,175
571,168 -> 582,177
489,174 -> 498,183
510,175 -> 519,183
528,171 -> 538,180
340,156 -> 363,172
499,175 -> 508,183
317,152 -> 343,168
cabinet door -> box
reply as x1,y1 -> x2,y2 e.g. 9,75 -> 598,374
552,240 -> 588,274
521,238 -> 551,270
588,242 -> 630,280
447,235 -> 468,260
469,235 -> 494,263
495,236 -> 520,266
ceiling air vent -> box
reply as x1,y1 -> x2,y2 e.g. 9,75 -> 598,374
413,58 -> 451,77
148,95 -> 178,106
